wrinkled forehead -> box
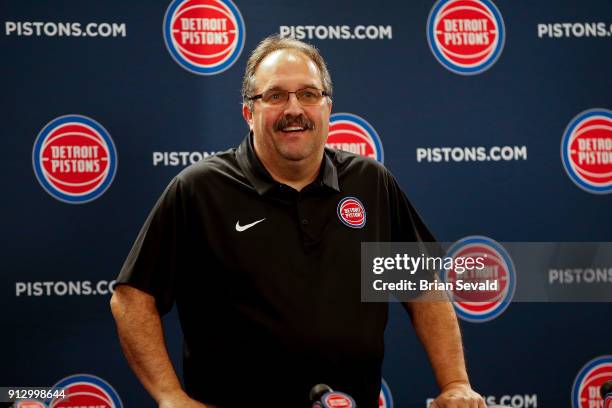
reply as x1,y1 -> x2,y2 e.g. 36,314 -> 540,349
252,49 -> 323,93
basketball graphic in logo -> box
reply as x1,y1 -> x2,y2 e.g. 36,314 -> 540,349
379,378 -> 394,408
47,374 -> 123,408
561,108 -> 612,194
32,115 -> 117,204
427,0 -> 505,75
328,113 -> 384,163
337,197 -> 367,229
163,0 -> 246,75
441,236 -> 515,322
572,356 -> 612,408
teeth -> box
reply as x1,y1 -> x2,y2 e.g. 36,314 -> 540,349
283,126 -> 304,131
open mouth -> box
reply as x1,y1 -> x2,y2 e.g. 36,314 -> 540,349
281,126 -> 306,133
275,115 -> 314,133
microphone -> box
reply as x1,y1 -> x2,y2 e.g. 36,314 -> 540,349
602,380 -> 612,408
309,384 -> 357,408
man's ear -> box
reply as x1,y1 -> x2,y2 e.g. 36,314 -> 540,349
242,104 -> 253,130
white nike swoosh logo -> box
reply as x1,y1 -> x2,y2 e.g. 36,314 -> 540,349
235,218 -> 266,232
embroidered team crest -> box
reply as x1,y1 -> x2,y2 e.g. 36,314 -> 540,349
337,197 -> 366,229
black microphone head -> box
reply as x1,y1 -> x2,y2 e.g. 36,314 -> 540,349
310,384 -> 333,402
601,380 -> 612,398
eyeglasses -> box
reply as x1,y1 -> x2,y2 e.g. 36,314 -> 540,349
247,87 -> 329,106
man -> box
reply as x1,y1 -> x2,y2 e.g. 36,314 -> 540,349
110,35 -> 486,408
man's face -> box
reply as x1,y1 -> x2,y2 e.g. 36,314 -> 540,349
243,49 -> 332,164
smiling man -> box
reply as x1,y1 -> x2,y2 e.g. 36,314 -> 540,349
111,35 -> 486,408
242,40 -> 332,191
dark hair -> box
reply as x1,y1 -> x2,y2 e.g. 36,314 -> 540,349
242,34 -> 333,111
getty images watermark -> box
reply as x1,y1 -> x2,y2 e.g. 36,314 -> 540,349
361,242 -> 612,302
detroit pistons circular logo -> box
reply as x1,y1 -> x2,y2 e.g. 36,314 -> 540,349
47,374 -> 123,408
323,392 -> 355,408
379,378 -> 394,408
32,115 -> 117,204
327,113 -> 384,163
441,235 -> 515,323
337,197 -> 366,229
163,0 -> 245,75
427,0 -> 505,75
16,401 -> 46,408
561,108 -> 612,194
572,356 -> 612,408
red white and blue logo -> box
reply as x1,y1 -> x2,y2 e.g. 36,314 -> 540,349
15,400 -> 46,408
46,374 -> 123,408
313,391 -> 357,408
327,113 -> 384,163
427,0 -> 505,75
32,115 -> 117,204
572,356 -> 612,408
163,0 -> 246,75
321,391 -> 356,408
379,378 -> 394,408
337,197 -> 366,229
561,108 -> 612,194
441,235 -> 515,323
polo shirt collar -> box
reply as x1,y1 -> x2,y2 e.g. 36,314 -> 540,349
236,132 -> 340,195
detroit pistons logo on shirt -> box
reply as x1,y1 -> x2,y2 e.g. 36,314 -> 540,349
561,108 -> 612,194
379,378 -> 394,408
337,197 -> 366,229
427,0 -> 505,75
163,0 -> 245,75
46,374 -> 123,408
327,113 -> 384,163
572,356 -> 612,408
441,235 -> 515,323
32,115 -> 117,204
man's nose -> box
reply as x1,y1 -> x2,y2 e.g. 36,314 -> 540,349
283,92 -> 305,116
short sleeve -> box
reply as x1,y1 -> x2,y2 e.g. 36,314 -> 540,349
385,169 -> 436,243
385,170 -> 442,294
116,176 -> 189,315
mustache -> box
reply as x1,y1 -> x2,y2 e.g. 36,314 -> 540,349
275,115 -> 315,131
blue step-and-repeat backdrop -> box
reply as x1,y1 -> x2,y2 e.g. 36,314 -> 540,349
3,0 -> 611,407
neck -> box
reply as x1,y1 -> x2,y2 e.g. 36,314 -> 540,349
254,142 -> 322,192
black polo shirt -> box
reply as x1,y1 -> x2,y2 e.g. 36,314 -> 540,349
117,132 -> 434,407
